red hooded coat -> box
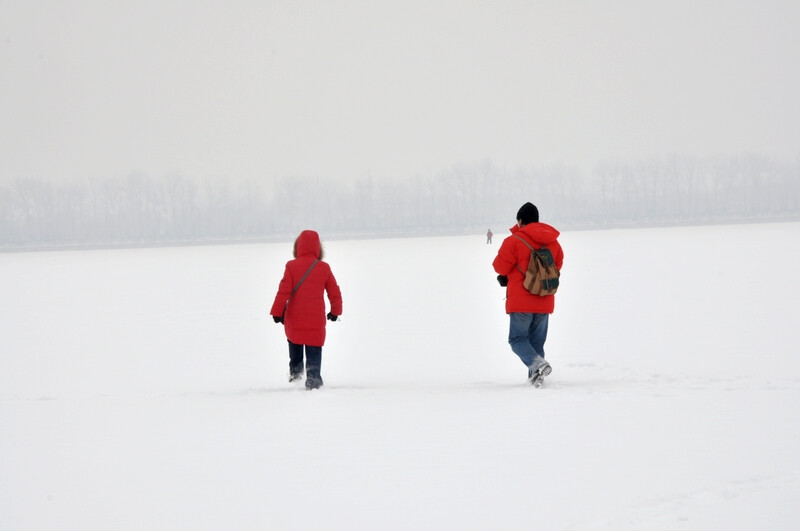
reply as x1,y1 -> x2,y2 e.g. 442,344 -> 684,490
492,223 -> 564,314
270,230 -> 343,346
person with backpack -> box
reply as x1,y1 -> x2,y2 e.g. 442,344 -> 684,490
270,230 -> 342,389
492,202 -> 564,387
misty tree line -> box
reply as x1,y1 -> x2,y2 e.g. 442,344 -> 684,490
1,155 -> 798,248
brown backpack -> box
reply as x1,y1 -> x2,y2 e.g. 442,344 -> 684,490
513,235 -> 560,296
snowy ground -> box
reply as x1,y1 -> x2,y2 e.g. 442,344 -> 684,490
2,222 -> 799,530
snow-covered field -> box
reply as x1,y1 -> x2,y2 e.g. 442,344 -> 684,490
2,222 -> 799,530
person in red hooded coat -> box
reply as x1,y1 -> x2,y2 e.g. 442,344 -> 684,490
270,230 -> 342,389
492,203 -> 563,386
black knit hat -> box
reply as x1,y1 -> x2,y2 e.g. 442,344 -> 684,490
516,202 -> 539,225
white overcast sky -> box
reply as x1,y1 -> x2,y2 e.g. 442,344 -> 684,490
1,0 -> 799,185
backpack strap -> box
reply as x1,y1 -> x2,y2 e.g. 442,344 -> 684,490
512,234 -> 535,251
512,234 -> 535,275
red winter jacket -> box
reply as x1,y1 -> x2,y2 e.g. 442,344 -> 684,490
270,230 -> 342,346
492,223 -> 564,314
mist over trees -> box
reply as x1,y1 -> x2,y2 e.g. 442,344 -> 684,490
1,155 -> 798,248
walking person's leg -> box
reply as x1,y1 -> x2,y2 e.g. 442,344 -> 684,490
528,313 -> 551,376
508,312 -> 536,369
528,313 -> 549,359
305,345 -> 323,389
288,340 -> 304,381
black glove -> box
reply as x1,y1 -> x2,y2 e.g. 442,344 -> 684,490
497,275 -> 508,287
273,315 -> 283,324
327,313 -> 338,321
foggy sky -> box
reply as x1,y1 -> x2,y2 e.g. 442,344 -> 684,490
1,0 -> 799,186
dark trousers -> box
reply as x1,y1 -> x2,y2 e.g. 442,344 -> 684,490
288,340 -> 322,381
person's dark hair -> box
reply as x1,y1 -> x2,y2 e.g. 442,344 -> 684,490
516,202 -> 539,225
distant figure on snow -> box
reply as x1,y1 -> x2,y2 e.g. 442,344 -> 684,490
270,230 -> 342,389
486,229 -> 493,244
492,203 -> 563,387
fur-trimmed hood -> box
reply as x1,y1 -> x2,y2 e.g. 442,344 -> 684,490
293,230 -> 323,260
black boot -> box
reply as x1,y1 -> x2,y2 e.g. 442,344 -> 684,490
305,375 -> 323,390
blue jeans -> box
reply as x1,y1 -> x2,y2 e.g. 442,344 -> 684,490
508,312 -> 549,372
